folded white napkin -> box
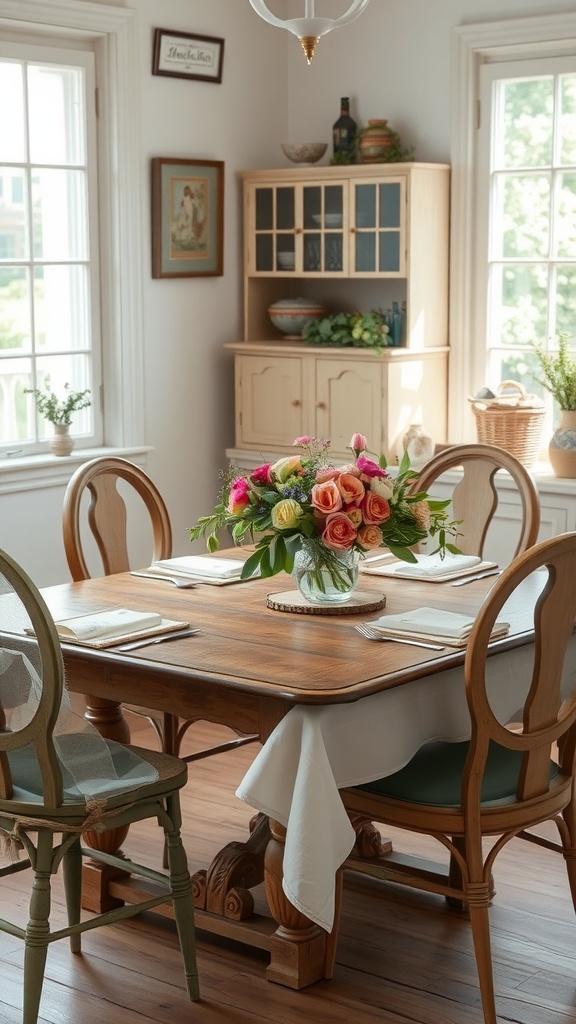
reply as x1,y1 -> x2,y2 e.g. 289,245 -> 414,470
372,607 -> 476,639
386,554 -> 481,578
152,556 -> 245,579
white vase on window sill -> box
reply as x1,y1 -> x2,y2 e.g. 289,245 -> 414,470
49,425 -> 74,457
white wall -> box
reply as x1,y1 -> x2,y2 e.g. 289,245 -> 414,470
3,0 -> 575,586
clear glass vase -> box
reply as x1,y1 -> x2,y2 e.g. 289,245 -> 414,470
292,540 -> 359,605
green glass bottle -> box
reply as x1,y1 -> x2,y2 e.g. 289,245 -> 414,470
332,97 -> 357,161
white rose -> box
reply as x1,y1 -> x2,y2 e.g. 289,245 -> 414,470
370,476 -> 394,500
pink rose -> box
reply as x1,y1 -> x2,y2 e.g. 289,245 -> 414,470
336,472 -> 365,504
349,433 -> 367,454
322,512 -> 358,551
315,467 -> 341,483
362,491 -> 391,525
357,455 -> 387,480
338,463 -> 362,477
250,463 -> 272,486
311,479 -> 343,516
292,435 -> 313,447
357,525 -> 383,550
228,477 -> 251,515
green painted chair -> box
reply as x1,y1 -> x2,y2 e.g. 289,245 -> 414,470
0,547 -> 199,1024
339,532 -> 576,1024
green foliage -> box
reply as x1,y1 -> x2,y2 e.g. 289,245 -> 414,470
302,310 -> 391,353
24,379 -> 92,426
531,333 -> 576,411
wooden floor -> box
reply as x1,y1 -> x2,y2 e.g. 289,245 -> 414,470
1,713 -> 576,1024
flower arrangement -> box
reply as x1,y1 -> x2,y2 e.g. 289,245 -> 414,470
531,332 -> 576,411
188,434 -> 459,590
24,379 -> 91,426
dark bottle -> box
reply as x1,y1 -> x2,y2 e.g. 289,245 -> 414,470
332,97 -> 357,161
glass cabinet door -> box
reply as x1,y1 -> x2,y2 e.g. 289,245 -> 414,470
351,179 -> 405,275
302,183 -> 346,274
252,184 -> 297,273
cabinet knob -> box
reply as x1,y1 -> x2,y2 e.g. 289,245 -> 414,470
316,401 -> 327,410
292,399 -> 302,407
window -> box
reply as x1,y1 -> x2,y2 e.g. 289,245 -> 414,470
477,58 -> 576,428
0,45 -> 100,450
0,0 -> 145,490
451,12 -> 576,444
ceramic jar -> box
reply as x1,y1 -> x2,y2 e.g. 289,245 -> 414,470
292,541 -> 359,604
402,424 -> 435,469
358,120 -> 395,163
49,424 -> 74,457
549,410 -> 576,478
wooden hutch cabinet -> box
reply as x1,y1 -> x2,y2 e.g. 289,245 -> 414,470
226,162 -> 450,465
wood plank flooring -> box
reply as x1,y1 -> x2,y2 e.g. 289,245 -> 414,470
1,712 -> 575,1024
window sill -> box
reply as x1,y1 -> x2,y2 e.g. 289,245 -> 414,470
0,445 -> 152,494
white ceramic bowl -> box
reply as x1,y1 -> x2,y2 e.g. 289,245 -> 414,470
311,213 -> 343,228
268,298 -> 329,339
281,143 -> 328,165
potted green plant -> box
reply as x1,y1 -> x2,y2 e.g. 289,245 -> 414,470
531,332 -> 576,477
25,379 -> 91,456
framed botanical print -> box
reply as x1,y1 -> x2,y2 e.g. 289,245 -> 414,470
151,158 -> 224,278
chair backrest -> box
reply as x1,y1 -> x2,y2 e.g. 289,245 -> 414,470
409,443 -> 540,559
62,457 -> 172,581
464,531 -> 576,815
0,549 -> 64,807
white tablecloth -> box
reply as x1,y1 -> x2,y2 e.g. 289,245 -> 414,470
237,637 -> 576,932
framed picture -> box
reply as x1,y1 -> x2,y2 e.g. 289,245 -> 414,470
152,29 -> 224,83
151,158 -> 224,279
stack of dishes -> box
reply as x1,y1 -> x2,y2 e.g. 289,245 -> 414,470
277,252 -> 295,270
311,213 -> 343,228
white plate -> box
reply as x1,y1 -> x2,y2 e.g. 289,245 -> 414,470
311,213 -> 343,228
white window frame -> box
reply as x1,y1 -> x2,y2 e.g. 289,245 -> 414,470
0,0 -> 146,493
451,11 -> 576,443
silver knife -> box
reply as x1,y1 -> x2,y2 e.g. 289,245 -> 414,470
451,569 -> 502,587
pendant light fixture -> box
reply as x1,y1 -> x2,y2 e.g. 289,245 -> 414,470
248,0 -> 372,64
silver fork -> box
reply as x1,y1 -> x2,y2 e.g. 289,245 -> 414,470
354,622 -> 445,651
130,571 -> 196,589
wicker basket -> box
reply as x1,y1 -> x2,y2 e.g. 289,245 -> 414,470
469,381 -> 545,468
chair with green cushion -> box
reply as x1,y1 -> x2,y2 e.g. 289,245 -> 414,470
0,547 -> 199,1024
339,531 -> 576,1024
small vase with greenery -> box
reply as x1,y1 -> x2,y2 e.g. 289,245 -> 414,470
25,380 -> 91,456
531,333 -> 576,478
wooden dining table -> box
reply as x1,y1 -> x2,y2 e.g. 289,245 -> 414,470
40,561 -> 543,989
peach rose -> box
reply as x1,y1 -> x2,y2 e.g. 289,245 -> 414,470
357,525 -> 383,550
271,498 -> 303,530
321,512 -> 358,551
362,491 -> 391,525
310,479 -> 343,517
338,463 -> 362,477
411,499 -> 432,530
228,477 -> 251,515
336,473 -> 365,505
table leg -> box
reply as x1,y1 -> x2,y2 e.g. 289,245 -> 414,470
263,819 -> 329,989
81,696 -> 131,911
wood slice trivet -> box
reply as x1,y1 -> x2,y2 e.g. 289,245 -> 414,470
266,590 -> 386,615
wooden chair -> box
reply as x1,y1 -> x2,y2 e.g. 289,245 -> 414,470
0,547 -> 199,1024
408,442 -> 540,560
62,457 -> 258,763
339,532 -> 576,1024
